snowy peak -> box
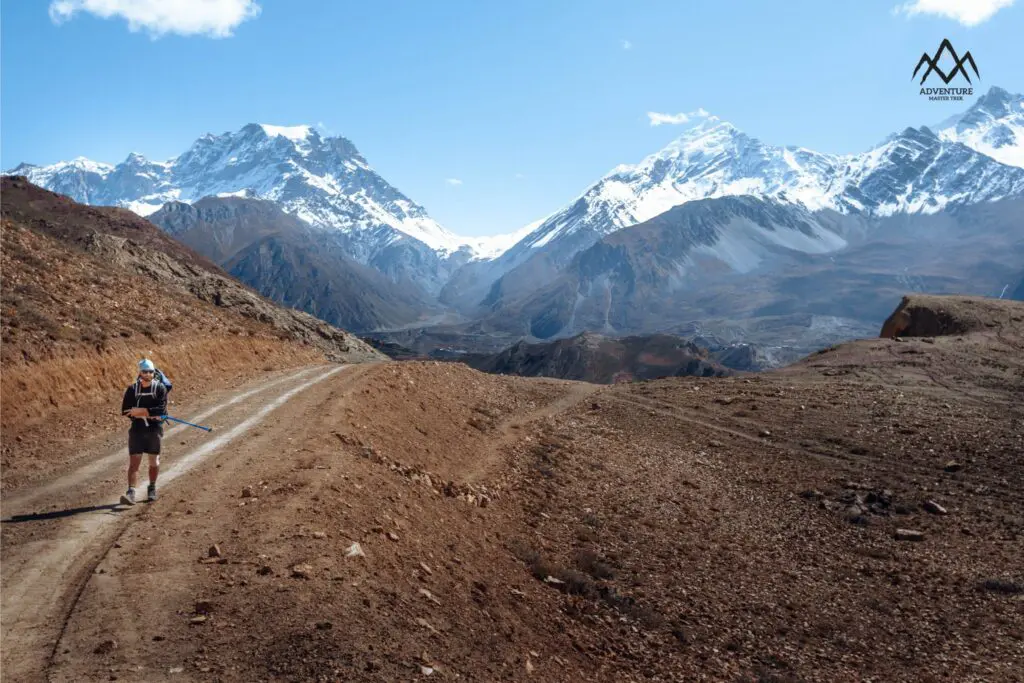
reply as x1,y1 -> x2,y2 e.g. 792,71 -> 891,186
258,123 -> 314,142
5,122 -> 492,256
937,86 -> 1024,168
508,92 -> 1024,263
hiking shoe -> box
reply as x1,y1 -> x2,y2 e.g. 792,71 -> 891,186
120,488 -> 136,506
147,484 -> 157,502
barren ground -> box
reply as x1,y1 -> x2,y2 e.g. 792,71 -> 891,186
2,299 -> 1023,682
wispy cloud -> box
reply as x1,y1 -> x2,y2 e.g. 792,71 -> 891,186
514,173 -> 526,179
620,39 -> 633,50
48,0 -> 262,38
646,108 -> 710,126
893,0 -> 1015,26
445,178 -> 463,186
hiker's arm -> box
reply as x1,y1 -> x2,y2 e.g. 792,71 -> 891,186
121,387 -> 134,416
149,385 -> 168,418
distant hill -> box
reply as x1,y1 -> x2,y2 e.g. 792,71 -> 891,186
460,332 -> 732,384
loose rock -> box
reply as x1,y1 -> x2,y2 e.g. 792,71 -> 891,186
291,563 -> 314,579
894,529 -> 925,542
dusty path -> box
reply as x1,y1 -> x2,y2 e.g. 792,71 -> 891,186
0,364 -> 350,682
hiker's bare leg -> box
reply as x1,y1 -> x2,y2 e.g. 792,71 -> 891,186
127,454 -> 143,489
148,454 -> 160,486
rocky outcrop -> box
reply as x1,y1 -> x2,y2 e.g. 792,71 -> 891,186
880,294 -> 1023,339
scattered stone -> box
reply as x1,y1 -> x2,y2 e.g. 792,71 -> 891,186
543,576 -> 565,585
421,665 -> 435,675
316,621 -> 333,630
168,667 -> 185,674
257,565 -> 273,576
345,542 -> 366,558
194,600 -> 215,615
526,658 -> 535,674
894,529 -> 925,542
241,486 -> 254,498
759,429 -> 772,438
799,489 -> 823,500
708,440 -> 723,448
415,617 -> 439,634
420,562 -> 433,575
387,532 -> 400,542
419,588 -> 441,605
291,564 -> 314,579
208,544 -> 222,558
312,531 -> 327,539
152,635 -> 166,642
189,615 -> 208,624
94,639 -> 118,655
923,500 -> 948,515
944,461 -> 963,473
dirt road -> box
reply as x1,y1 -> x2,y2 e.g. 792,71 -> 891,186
1,364 -> 351,682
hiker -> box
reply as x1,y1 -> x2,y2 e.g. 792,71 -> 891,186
119,359 -> 169,505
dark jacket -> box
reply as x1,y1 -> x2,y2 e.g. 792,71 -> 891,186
121,379 -> 168,432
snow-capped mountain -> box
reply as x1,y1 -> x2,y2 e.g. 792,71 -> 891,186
450,87 -> 1024,314
9,123 -> 494,295
11,86 -> 1024,310
511,94 -> 1024,259
937,86 -> 1024,168
13,123 -> 470,251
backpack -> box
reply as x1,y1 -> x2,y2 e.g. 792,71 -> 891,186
154,368 -> 173,393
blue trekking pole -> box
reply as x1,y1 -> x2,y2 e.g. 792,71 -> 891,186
162,415 -> 214,432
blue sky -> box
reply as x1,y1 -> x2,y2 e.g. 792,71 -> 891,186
2,0 -> 1022,236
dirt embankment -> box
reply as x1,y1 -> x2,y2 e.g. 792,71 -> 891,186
0,176 -> 383,491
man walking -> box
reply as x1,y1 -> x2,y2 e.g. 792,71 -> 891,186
120,359 -> 168,505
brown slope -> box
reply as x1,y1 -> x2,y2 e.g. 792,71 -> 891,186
30,294 -> 1022,682
0,175 -> 383,490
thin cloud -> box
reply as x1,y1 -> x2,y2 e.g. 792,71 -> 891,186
646,108 -> 710,126
894,0 -> 1015,26
445,178 -> 463,186
48,0 -> 261,38
621,39 -> 633,50
514,173 -> 526,179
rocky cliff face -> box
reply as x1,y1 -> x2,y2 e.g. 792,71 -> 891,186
149,196 -> 436,332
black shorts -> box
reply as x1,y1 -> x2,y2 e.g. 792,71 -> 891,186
128,429 -> 162,455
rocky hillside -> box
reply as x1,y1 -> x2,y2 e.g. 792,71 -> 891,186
149,197 -> 436,332
462,332 -> 732,383
0,176 -> 383,446
468,195 -> 1024,359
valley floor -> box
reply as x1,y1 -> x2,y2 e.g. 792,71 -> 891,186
2,314 -> 1023,682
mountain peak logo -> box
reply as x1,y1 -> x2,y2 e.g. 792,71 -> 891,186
914,39 -> 978,101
